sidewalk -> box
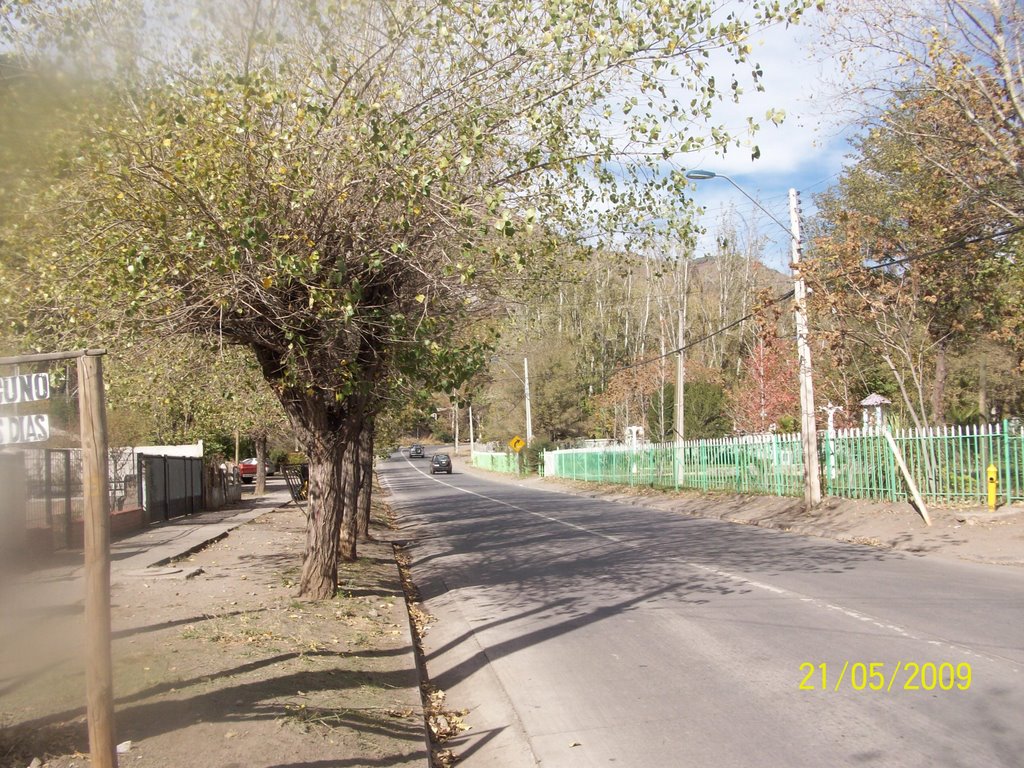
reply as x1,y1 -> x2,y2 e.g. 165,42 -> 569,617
1,480 -> 428,768
110,486 -> 291,572
1,486 -> 293,632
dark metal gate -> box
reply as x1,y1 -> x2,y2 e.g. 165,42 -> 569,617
138,454 -> 202,521
44,448 -> 78,548
1,447 -> 84,553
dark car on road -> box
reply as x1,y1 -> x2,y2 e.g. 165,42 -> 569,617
409,444 -> 425,458
430,453 -> 452,474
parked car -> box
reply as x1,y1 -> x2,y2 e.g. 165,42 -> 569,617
409,444 -> 425,458
430,453 -> 452,474
239,458 -> 274,483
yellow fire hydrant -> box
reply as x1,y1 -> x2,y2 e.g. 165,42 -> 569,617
987,464 -> 998,511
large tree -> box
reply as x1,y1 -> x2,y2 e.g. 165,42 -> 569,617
2,0 -> 812,598
728,331 -> 799,434
807,91 -> 1020,429
822,0 -> 1023,222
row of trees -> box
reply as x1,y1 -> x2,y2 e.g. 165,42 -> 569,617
807,0 -> 1024,429
1,0 -> 812,597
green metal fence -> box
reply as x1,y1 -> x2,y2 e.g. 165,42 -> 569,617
544,442 -> 677,487
471,450 -> 521,475
543,420 -> 1024,507
824,422 -> 1024,505
544,435 -> 805,497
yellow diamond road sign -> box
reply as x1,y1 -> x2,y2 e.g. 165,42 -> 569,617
509,435 -> 526,453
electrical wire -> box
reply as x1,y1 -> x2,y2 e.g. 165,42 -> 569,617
497,221 -> 1024,382
610,288 -> 795,373
859,224 -> 1024,272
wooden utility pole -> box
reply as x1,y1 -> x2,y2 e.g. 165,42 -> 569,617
790,189 -> 822,510
0,349 -> 116,766
79,351 -> 118,768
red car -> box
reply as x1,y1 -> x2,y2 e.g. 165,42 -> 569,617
239,458 -> 274,483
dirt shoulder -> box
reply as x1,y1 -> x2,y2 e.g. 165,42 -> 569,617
1,504 -> 427,768
453,452 -> 1024,567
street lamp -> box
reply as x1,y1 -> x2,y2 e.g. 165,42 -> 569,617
684,169 -> 792,234
686,169 -> 822,510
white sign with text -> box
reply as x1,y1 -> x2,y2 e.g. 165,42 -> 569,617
0,414 -> 50,445
0,373 -> 51,406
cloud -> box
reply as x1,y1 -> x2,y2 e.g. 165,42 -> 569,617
683,17 -> 859,269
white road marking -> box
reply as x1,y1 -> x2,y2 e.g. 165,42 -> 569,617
391,455 -> 1019,671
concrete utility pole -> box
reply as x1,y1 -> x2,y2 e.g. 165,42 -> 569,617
468,404 -> 475,454
523,357 -> 534,446
674,255 -> 690,443
685,170 -> 823,511
453,397 -> 460,455
790,189 -> 822,510
674,310 -> 685,441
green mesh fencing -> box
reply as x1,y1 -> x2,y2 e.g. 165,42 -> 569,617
471,450 -> 521,474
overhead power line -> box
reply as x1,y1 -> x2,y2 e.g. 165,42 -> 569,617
607,222 -> 1024,375
860,224 -> 1024,272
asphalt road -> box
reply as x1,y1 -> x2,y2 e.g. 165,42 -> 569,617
381,449 -> 1024,768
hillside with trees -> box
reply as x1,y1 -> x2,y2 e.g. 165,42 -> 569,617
471,224 -> 795,448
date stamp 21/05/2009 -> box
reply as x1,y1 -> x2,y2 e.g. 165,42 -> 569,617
799,661 -> 972,692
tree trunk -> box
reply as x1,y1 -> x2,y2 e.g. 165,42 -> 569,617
254,433 -> 267,497
978,354 -> 988,425
253,344 -> 378,598
339,436 -> 360,561
298,436 -> 346,599
931,339 -> 947,425
357,416 -> 375,541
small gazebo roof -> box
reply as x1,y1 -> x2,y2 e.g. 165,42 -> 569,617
859,393 -> 892,407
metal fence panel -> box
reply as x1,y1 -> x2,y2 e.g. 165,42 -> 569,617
544,421 -> 1023,508
0,448 -> 85,553
140,455 -> 203,521
3,446 -> 210,556
471,450 -> 521,474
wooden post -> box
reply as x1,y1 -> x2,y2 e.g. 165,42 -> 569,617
79,352 -> 118,768
882,428 -> 932,527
